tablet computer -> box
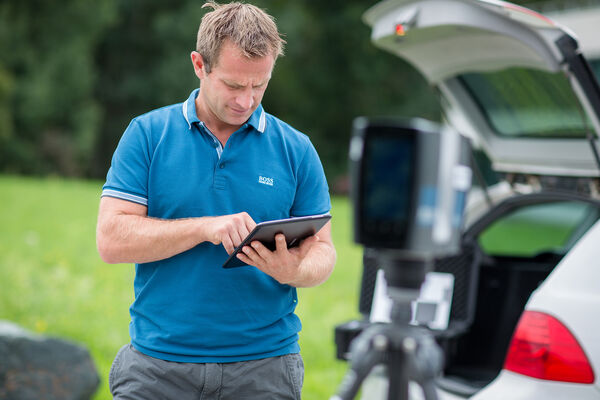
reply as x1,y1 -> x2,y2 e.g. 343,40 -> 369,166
222,213 -> 331,269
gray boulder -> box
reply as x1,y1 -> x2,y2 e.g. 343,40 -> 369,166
0,321 -> 100,400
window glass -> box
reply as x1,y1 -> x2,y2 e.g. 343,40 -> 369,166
471,149 -> 499,188
460,68 -> 590,138
590,58 -> 600,83
479,201 -> 597,257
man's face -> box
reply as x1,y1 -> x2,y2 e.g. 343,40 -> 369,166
195,41 -> 275,128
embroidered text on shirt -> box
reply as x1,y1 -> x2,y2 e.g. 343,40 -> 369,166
258,176 -> 274,186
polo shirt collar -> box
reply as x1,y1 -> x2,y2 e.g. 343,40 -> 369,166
182,89 -> 201,129
246,104 -> 267,134
181,88 -> 267,134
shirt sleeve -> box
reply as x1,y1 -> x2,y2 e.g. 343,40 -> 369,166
101,118 -> 151,206
290,141 -> 331,217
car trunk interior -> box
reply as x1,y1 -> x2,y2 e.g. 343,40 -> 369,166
436,249 -> 562,394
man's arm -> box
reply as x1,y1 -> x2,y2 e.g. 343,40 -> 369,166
236,222 -> 336,288
96,197 -> 256,264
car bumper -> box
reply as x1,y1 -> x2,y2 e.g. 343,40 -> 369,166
468,370 -> 600,400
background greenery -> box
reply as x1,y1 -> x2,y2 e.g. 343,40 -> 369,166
0,175 -> 363,400
0,0 -> 442,182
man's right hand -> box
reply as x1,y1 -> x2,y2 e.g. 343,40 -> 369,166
201,212 -> 256,255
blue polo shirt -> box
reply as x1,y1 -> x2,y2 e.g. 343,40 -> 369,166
102,89 -> 331,362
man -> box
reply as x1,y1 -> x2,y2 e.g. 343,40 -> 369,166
96,2 -> 336,399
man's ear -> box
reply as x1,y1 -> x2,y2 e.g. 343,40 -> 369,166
190,51 -> 207,80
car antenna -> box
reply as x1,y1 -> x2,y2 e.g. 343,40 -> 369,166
575,97 -> 600,173
586,131 -> 600,172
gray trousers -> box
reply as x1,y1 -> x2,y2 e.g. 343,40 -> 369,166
109,344 -> 304,400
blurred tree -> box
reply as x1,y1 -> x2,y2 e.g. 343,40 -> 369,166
91,0 -> 202,177
0,0 -> 116,176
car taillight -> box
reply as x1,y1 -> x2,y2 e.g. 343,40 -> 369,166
504,311 -> 595,384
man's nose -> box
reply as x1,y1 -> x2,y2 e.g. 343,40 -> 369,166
236,90 -> 254,110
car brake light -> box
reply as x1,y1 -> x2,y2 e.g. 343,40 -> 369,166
395,24 -> 406,36
504,311 -> 595,384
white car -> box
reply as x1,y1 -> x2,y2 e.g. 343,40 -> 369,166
355,0 -> 600,399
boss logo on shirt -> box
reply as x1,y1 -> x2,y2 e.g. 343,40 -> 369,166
258,175 -> 274,186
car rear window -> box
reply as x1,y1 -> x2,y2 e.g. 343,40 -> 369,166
460,67 -> 591,138
478,201 -> 599,257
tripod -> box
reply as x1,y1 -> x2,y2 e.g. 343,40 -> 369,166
331,263 -> 444,400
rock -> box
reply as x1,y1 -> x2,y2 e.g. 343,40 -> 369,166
0,320 -> 100,400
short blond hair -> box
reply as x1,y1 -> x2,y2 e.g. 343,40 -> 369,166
196,2 -> 286,73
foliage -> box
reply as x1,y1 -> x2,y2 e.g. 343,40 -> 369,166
0,175 -> 363,400
0,0 -> 116,176
0,0 -> 440,181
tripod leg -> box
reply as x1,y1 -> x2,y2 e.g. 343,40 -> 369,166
331,327 -> 388,400
387,346 -> 409,400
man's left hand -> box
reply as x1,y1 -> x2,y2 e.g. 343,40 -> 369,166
236,233 -> 319,285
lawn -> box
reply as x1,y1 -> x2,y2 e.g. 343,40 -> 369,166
0,175 -> 363,400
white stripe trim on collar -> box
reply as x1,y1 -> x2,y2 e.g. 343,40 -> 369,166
182,99 -> 192,129
258,109 -> 266,133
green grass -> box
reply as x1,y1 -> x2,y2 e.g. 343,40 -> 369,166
0,175 -> 362,400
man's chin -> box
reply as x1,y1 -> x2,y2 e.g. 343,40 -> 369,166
226,114 -> 251,126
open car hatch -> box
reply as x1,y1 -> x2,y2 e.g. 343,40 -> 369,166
364,0 -> 600,178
